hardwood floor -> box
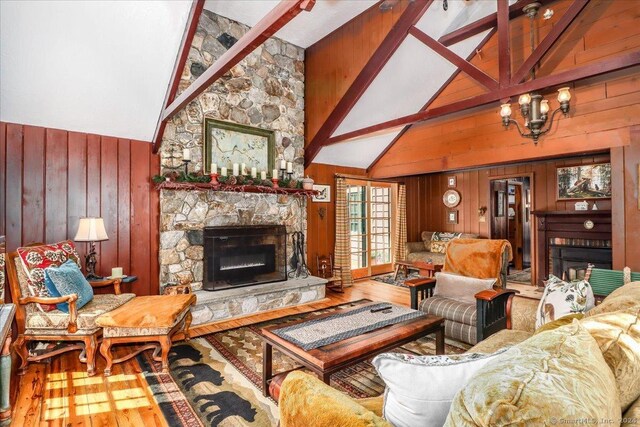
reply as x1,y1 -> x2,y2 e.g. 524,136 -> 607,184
11,279 -> 409,426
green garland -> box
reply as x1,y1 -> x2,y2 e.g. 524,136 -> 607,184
154,172 -> 300,188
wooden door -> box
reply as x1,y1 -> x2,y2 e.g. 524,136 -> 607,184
490,180 -> 508,240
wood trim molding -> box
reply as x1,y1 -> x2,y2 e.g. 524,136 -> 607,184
304,0 -> 434,167
155,0 -> 315,153
152,0 -> 205,153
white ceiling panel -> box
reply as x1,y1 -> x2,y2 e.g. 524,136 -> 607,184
332,29 -> 490,137
314,130 -> 402,169
0,0 -> 191,141
204,0 -> 378,48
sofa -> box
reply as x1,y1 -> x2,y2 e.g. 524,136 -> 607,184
278,282 -> 640,427
406,231 -> 480,264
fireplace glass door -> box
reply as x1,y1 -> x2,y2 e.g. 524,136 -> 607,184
203,225 -> 287,291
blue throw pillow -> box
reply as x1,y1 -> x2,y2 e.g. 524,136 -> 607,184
44,259 -> 94,313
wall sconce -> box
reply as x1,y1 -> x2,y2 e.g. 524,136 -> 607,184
499,87 -> 571,144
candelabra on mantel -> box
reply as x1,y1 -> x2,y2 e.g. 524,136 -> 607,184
163,144 -> 192,176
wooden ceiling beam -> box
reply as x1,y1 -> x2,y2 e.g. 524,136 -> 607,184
154,0 -> 315,153
152,0 -> 205,153
409,26 -> 498,91
328,51 -> 640,145
437,0 -> 530,47
497,0 -> 511,87
366,28 -> 496,173
304,0 -> 434,168
511,0 -> 590,84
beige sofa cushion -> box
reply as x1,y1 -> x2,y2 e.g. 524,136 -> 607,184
445,321 -> 620,426
622,397 -> 640,426
581,307 -> 640,412
434,272 -> 495,305
587,281 -> 640,317
467,329 -> 532,354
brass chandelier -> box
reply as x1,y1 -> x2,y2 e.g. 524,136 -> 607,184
499,2 -> 572,144
500,87 -> 571,144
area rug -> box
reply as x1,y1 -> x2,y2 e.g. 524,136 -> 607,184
507,267 -> 532,284
372,271 -> 424,287
137,300 -> 469,427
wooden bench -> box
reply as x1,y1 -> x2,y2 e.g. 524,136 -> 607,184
96,294 -> 196,376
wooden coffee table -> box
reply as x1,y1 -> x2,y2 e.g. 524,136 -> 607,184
394,260 -> 442,280
260,302 -> 445,396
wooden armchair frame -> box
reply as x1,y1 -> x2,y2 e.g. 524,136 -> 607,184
475,289 -> 517,341
5,248 -> 122,376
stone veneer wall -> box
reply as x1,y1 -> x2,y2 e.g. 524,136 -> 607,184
158,10 -> 306,291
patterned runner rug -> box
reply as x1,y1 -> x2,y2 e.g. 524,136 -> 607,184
373,271 -> 424,287
138,299 -> 469,427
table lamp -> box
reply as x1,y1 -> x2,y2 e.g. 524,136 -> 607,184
74,217 -> 109,280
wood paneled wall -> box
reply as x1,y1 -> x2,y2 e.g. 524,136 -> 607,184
0,122 -> 161,295
404,150 -> 640,275
305,163 -> 366,274
405,153 -> 612,240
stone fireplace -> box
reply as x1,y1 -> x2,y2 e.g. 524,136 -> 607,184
156,11 -> 326,326
203,225 -> 287,291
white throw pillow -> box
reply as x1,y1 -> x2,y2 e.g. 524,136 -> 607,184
535,275 -> 595,329
372,349 -> 507,427
434,271 -> 496,305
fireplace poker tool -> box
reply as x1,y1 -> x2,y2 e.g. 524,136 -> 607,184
288,231 -> 309,279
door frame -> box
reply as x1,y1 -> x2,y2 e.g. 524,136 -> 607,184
345,178 -> 397,279
487,172 -> 536,285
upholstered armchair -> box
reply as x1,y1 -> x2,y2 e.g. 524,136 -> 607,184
419,238 -> 515,345
5,243 -> 135,376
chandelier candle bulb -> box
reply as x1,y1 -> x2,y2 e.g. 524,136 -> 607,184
518,93 -> 531,105
286,162 -> 293,173
182,149 -> 191,161
557,87 -> 571,102
280,159 -> 286,170
540,100 -> 550,115
251,167 -> 257,178
232,163 -> 239,176
261,171 -> 267,180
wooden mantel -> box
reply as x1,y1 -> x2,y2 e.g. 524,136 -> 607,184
532,210 -> 612,286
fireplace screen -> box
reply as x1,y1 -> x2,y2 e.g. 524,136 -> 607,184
203,225 -> 287,291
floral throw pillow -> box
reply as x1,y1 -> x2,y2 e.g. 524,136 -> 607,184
429,232 -> 462,254
535,275 -> 595,329
17,240 -> 81,311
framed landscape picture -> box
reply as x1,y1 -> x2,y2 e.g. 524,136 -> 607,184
556,162 -> 612,200
203,118 -> 275,173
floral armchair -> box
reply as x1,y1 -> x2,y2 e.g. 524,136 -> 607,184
5,242 -> 135,376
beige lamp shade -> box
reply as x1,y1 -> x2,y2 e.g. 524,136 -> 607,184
74,217 -> 109,242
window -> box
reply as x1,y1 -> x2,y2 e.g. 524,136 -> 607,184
346,180 -> 396,278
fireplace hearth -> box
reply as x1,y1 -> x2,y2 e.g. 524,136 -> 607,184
203,225 -> 287,291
